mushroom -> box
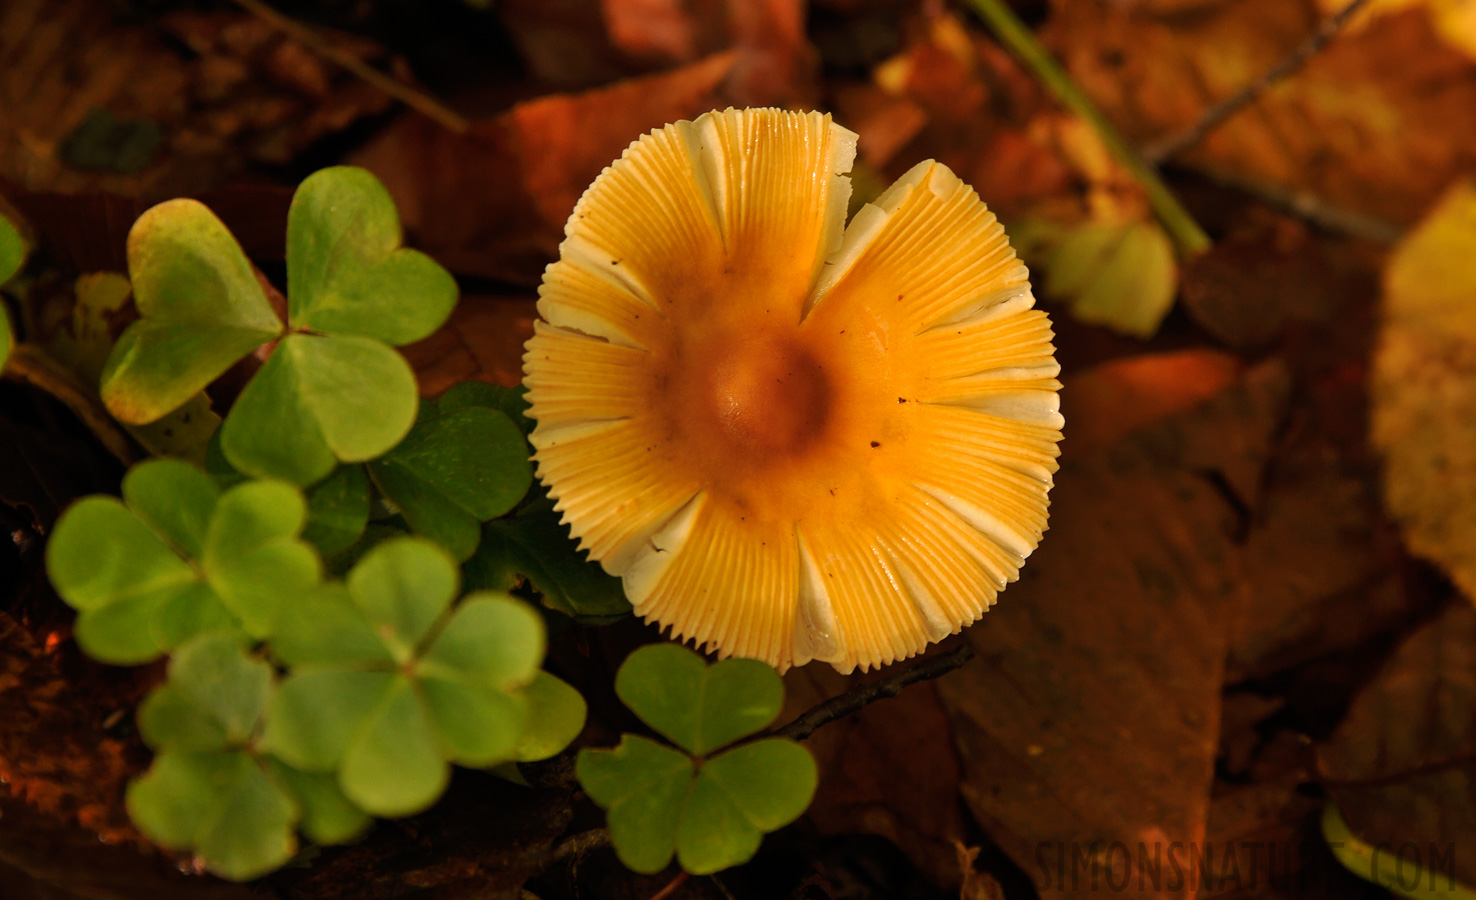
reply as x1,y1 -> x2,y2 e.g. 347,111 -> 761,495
524,107 -> 1063,673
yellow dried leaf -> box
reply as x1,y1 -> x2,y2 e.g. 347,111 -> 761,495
1372,179 -> 1476,602
1039,219 -> 1178,339
1320,0 -> 1476,58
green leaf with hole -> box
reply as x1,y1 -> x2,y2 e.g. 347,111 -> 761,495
468,493 -> 630,620
129,392 -> 221,466
615,643 -> 782,756
102,200 -> 283,425
287,166 -> 456,345
220,332 -> 419,486
368,404 -> 533,562
577,643 -> 816,875
46,459 -> 321,662
261,537 -> 549,817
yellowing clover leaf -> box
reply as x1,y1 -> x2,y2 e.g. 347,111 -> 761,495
576,644 -> 818,875
45,460 -> 321,663
261,537 -> 574,817
101,166 -> 458,486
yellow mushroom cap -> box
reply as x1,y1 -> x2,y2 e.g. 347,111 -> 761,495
524,107 -> 1063,673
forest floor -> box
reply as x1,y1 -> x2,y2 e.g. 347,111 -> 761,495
1,0 -> 1473,898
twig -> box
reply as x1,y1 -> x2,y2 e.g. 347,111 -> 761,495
1145,0 -> 1374,165
545,828 -> 611,865
774,642 -> 975,742
649,871 -> 689,900
962,0 -> 1212,258
1196,166 -> 1402,244
3,346 -> 138,465
226,0 -> 470,134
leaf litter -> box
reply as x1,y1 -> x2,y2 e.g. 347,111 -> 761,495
1,0 -> 1474,896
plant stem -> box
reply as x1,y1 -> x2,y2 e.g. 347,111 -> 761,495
648,871 -> 690,900
1144,0 -> 1373,165
3,346 -> 138,465
962,0 -> 1212,258
227,0 -> 470,134
774,642 -> 975,742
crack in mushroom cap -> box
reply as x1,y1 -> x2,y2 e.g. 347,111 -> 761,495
523,107 -> 1063,673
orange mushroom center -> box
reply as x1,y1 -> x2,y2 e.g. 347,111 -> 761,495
706,339 -> 830,453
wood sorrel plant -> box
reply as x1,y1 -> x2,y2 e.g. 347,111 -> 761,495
38,164 -> 829,884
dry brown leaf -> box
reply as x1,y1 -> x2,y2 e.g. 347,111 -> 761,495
936,359 -> 1288,899
783,665 -> 968,888
1320,0 -> 1476,57
0,0 -> 392,200
1371,179 -> 1476,604
1229,447 -> 1410,681
1317,602 -> 1476,888
350,53 -> 736,285
403,295 -> 540,396
500,0 -> 814,105
1060,349 -> 1243,455
1179,215 -> 1358,352
1045,0 -> 1476,227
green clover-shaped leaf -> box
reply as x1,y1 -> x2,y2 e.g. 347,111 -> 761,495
262,536 -> 547,817
207,434 -> 371,558
615,644 -> 782,756
287,166 -> 456,344
576,643 -> 817,875
438,381 -> 535,437
128,750 -> 297,882
136,632 -> 272,752
468,492 -> 630,621
46,460 -> 321,663
265,758 -> 372,846
220,332 -> 420,485
368,392 -> 533,562
516,670 -> 587,762
101,167 -> 458,486
219,167 -> 457,485
102,200 -> 284,425
127,634 -> 368,880
127,634 -> 294,881
211,382 -> 529,561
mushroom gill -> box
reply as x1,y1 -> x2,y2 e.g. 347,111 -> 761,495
524,107 -> 1063,673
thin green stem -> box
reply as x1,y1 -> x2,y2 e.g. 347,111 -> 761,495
963,0 -> 1212,258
